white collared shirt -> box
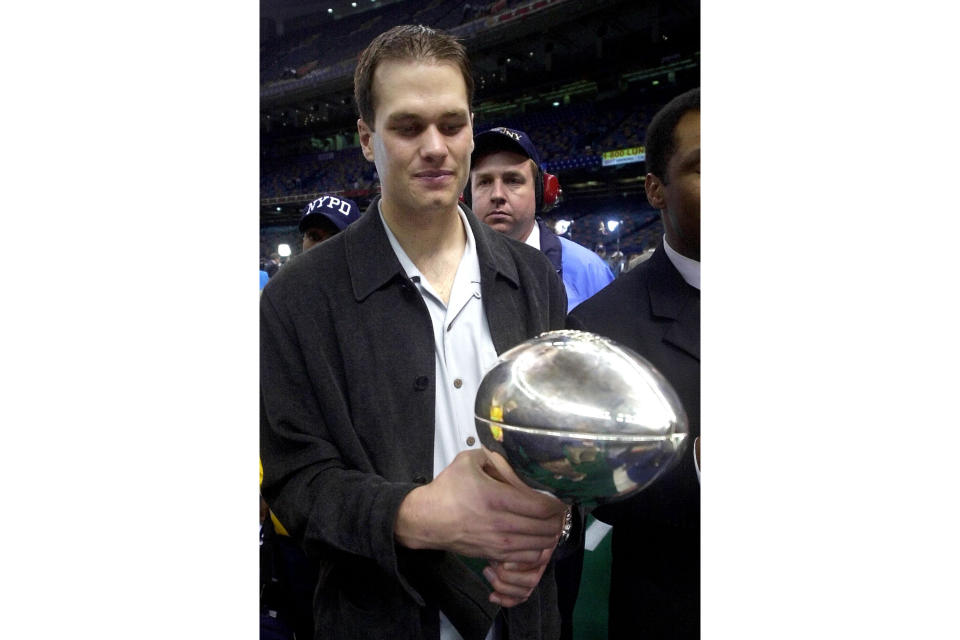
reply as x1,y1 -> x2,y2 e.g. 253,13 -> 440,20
522,222 -> 541,250
662,234 -> 700,290
380,205 -> 500,640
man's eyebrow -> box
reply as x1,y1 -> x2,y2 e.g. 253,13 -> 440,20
474,169 -> 525,179
386,110 -> 469,122
385,112 -> 421,123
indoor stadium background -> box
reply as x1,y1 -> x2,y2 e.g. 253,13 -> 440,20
260,0 -> 699,273
260,0 -> 699,636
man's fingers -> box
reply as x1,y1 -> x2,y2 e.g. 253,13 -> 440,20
483,567 -> 538,600
483,551 -> 551,608
481,447 -> 528,491
481,453 -> 566,519
488,512 -> 563,541
422,448 -> 563,560
486,564 -> 543,591
472,484 -> 555,609
488,547 -> 549,564
499,547 -> 552,572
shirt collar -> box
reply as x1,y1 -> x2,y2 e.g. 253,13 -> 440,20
523,222 -> 541,250
378,201 -> 479,289
663,234 -> 700,290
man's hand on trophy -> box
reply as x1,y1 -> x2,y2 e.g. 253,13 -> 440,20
483,547 -> 555,607
394,448 -> 566,564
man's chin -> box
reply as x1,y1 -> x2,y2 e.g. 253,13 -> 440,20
419,192 -> 460,214
482,219 -> 514,236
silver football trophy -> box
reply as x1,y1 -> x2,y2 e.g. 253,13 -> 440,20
475,330 -> 689,507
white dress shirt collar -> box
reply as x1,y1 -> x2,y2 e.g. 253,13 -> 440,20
663,234 -> 700,290
523,221 -> 541,250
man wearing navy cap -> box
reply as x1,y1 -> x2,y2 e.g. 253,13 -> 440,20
467,127 -> 614,312
260,192 -> 362,640
298,194 -> 362,251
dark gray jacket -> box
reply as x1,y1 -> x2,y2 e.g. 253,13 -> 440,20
261,198 -> 567,640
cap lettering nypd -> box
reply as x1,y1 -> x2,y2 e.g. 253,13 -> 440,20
299,194 -> 361,233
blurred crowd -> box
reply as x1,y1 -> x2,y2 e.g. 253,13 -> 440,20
261,209 -> 663,282
261,0 -> 528,85
260,88 -> 664,200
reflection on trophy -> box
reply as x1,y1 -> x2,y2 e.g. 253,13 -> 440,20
475,330 -> 688,508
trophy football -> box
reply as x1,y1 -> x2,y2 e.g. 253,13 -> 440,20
475,330 -> 689,508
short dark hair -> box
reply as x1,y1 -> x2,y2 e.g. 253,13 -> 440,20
644,88 -> 700,184
353,24 -> 474,129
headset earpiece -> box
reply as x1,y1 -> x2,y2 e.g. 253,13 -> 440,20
541,171 -> 560,211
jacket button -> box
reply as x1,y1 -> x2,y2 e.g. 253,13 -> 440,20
412,474 -> 427,484
400,279 -> 417,295
414,375 -> 429,391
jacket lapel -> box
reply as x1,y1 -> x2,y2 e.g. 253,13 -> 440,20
467,204 -> 529,355
646,243 -> 700,361
345,198 -> 526,355
535,217 -> 563,276
344,196 -> 409,301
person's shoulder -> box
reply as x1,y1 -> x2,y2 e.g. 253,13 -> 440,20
558,236 -> 604,265
479,219 -> 554,270
264,234 -> 349,296
558,236 -> 614,277
569,259 -> 649,316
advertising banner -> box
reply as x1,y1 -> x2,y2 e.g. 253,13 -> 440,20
601,146 -> 645,166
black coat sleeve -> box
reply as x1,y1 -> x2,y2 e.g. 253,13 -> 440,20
259,283 -> 425,603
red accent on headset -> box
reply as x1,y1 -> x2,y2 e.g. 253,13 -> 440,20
542,172 -> 560,208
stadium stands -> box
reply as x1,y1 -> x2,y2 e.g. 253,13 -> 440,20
260,0 -> 698,273
261,0 -> 532,85
261,88 -> 668,201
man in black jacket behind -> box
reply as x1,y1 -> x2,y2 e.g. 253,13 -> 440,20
567,87 -> 701,639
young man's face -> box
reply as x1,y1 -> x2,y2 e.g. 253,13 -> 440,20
470,150 -> 538,243
647,110 -> 700,260
357,60 -> 474,219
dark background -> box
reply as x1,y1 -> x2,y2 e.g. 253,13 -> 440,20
259,0 -> 699,265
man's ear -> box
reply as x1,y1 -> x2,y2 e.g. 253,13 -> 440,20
358,118 -> 375,162
645,173 -> 666,210
469,112 -> 475,154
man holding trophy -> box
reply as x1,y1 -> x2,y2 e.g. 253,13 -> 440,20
260,24 -> 571,640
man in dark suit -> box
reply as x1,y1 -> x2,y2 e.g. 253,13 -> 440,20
567,87 -> 700,639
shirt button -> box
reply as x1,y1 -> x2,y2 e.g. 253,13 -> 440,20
466,436 -> 476,446
453,378 -> 463,389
